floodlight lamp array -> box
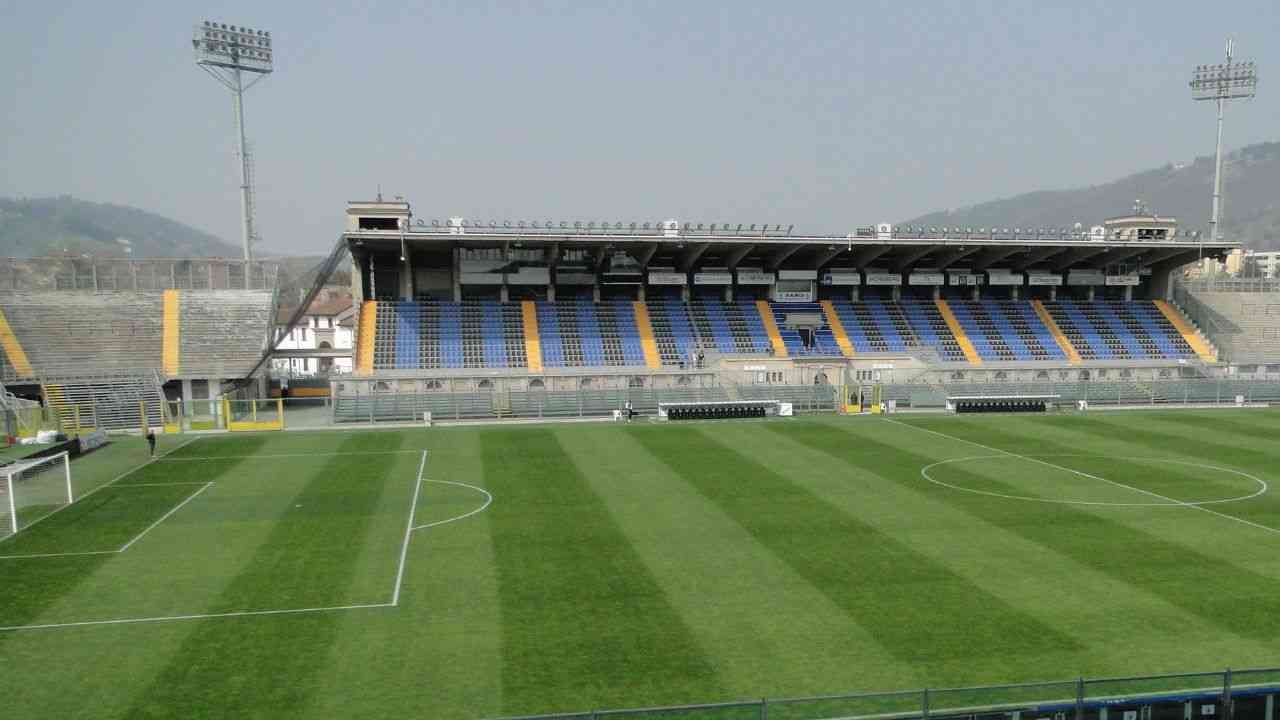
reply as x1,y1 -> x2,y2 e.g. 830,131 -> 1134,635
194,21 -> 273,72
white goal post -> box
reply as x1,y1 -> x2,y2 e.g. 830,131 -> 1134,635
0,451 -> 72,539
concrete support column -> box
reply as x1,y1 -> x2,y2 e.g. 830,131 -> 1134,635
850,285 -> 860,302
451,248 -> 462,302
500,284 -> 509,302
1049,285 -> 1057,302
593,283 -> 601,303
180,379 -> 194,427
638,284 -> 646,302
207,379 -> 220,420
724,285 -> 733,302
971,285 -> 979,301
891,286 -> 901,301
932,286 -> 941,301
1123,285 -> 1133,302
1010,285 -> 1020,301
681,285 -> 690,302
1087,286 -> 1096,302
547,284 -> 556,302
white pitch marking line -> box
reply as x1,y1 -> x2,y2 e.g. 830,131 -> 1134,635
0,481 -> 216,560
114,482 -> 212,487
0,602 -> 394,632
0,550 -> 119,560
411,480 -> 492,531
0,436 -> 201,547
156,450 -> 424,461
117,482 -> 214,552
390,450 -> 427,607
887,418 -> 1280,536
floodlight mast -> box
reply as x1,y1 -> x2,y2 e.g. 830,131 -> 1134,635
192,21 -> 274,260
1189,38 -> 1257,243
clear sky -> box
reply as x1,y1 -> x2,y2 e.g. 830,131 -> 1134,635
2,1 -> 1276,255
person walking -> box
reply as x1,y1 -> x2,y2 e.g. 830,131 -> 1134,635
145,429 -> 157,458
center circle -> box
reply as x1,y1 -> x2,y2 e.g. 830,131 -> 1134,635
919,455 -> 1268,507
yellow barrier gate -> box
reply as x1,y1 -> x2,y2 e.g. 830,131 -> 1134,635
222,398 -> 286,432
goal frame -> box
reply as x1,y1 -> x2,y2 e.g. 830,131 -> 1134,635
2,450 -> 72,536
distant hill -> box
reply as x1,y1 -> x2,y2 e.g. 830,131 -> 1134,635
903,141 -> 1280,250
0,196 -> 241,258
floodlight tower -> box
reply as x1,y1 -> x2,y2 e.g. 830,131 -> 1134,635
192,21 -> 274,260
1190,38 -> 1257,242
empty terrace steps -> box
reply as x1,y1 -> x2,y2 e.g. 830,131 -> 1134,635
755,300 -> 788,358
818,300 -> 855,357
520,301 -> 544,372
631,302 -> 662,369
1153,300 -> 1218,362
933,299 -> 982,366
1031,299 -> 1082,364
0,308 -> 33,377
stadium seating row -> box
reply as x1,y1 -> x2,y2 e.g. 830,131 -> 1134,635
363,298 -> 1204,371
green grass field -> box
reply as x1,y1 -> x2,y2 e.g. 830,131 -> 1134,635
2,409 -> 1280,719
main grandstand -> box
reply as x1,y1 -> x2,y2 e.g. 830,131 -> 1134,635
0,257 -> 279,431
331,199 -> 1249,420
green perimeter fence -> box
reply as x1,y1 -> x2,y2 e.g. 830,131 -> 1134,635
495,667 -> 1280,720
323,379 -> 1280,425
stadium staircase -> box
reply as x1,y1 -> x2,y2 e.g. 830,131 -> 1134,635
41,373 -> 165,430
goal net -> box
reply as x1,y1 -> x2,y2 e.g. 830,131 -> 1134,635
0,451 -> 72,539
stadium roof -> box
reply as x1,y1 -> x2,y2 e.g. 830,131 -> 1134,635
343,226 -> 1238,273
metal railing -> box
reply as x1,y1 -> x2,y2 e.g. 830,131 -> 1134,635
495,667 -> 1278,720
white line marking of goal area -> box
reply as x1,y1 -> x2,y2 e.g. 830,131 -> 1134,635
885,417 -> 1280,537
0,482 -> 215,560
0,436 -> 202,550
0,448 -> 473,631
155,450 -> 425,461
0,602 -> 394,632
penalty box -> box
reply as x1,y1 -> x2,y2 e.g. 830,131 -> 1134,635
0,445 -> 427,631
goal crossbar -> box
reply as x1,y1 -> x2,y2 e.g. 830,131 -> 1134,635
1,451 -> 72,538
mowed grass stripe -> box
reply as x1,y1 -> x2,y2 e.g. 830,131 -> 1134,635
628,424 -> 1080,666
0,435 -> 270,635
123,432 -> 409,719
555,426 -> 924,697
884,418 -> 1280,639
481,429 -> 721,715
300,430 -> 504,720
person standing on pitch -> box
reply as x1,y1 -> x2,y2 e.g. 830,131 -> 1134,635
146,429 -> 157,457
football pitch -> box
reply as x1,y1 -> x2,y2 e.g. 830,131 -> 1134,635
3,408 -> 1280,719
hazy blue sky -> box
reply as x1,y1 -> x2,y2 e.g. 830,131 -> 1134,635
2,1 -> 1276,255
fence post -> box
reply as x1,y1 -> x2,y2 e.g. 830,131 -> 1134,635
922,688 -> 930,720
760,697 -> 768,720
1223,668 -> 1234,720
1075,677 -> 1085,720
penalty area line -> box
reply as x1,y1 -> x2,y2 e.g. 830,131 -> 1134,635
156,450 -> 425,461
886,417 -> 1280,537
390,450 -> 427,607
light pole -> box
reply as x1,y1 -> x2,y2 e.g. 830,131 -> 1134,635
193,21 -> 274,260
1189,39 -> 1257,243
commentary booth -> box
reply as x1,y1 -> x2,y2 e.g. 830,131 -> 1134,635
946,394 -> 1060,414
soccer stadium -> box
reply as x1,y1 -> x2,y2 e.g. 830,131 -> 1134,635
5,11 -> 1280,720
2,198 -> 1280,719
